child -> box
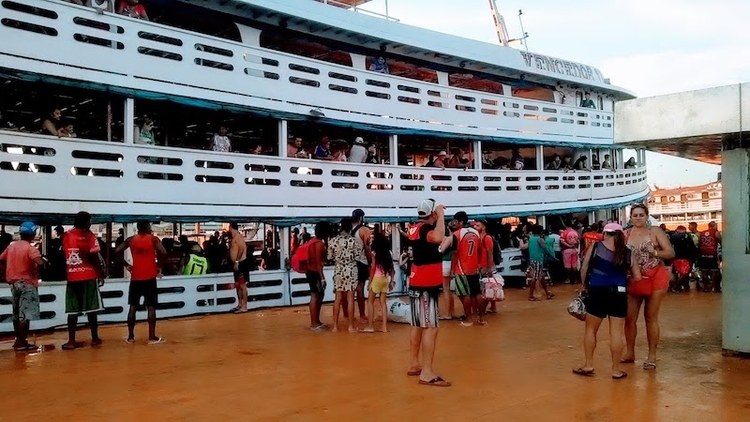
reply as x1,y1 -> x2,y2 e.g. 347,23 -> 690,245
57,122 -> 77,138
363,239 -> 394,333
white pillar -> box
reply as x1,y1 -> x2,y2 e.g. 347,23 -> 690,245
124,98 -> 135,145
278,120 -> 288,158
722,149 -> 750,353
588,211 -> 596,225
390,223 -> 403,292
536,145 -> 544,170
538,215 -> 547,229
474,140 -> 482,169
389,134 -> 398,166
280,226 -> 292,305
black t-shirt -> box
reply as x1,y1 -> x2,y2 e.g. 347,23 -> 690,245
412,223 -> 442,266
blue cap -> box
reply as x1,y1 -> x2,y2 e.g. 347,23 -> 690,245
19,222 -> 37,236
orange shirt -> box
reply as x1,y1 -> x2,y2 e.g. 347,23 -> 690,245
478,234 -> 493,269
454,228 -> 481,276
63,228 -> 101,282
129,234 -> 158,281
0,240 -> 41,285
582,232 -> 603,256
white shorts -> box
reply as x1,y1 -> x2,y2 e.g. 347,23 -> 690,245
442,261 -> 452,277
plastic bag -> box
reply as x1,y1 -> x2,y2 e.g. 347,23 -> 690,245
386,298 -> 411,324
481,274 -> 505,302
567,291 -> 587,321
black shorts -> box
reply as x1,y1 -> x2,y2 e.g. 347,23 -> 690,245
697,255 -> 719,270
356,262 -> 369,284
233,259 -> 251,286
128,278 -> 158,307
306,271 -> 324,294
584,286 -> 627,319
454,274 -> 481,297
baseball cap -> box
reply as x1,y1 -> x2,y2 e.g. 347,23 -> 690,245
438,151 -> 447,157
474,218 -> 488,226
453,211 -> 468,224
352,209 -> 365,220
602,223 -> 623,233
19,221 -> 37,236
676,225 -> 687,231
354,136 -> 364,144
417,199 -> 436,218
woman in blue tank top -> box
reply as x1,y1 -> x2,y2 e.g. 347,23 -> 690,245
573,223 -> 641,380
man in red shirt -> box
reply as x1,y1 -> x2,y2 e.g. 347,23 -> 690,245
406,199 -> 450,387
62,212 -> 106,350
117,0 -> 149,20
115,220 -> 166,344
0,222 -> 44,352
451,211 -> 484,326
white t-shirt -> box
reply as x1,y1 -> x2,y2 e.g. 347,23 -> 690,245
348,144 -> 367,163
212,134 -> 231,152
549,233 -> 561,252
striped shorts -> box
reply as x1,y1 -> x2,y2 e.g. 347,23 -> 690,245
408,288 -> 439,329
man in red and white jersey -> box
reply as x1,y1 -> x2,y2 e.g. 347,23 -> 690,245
451,211 -> 486,326
62,211 -> 105,350
697,221 -> 722,292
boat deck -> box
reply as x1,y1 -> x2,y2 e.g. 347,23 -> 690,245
1,286 -> 746,421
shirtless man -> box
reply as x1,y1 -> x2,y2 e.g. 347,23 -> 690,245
229,223 -> 249,313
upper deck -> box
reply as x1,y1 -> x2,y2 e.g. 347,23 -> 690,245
1,0 -> 616,145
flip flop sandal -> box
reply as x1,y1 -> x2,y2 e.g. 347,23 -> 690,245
572,368 -> 595,376
620,358 -> 635,364
406,369 -> 422,376
14,344 -> 39,352
643,362 -> 657,370
528,297 -> 539,301
419,377 -> 451,387
612,372 -> 628,380
546,294 -> 556,300
361,328 -> 375,333
148,337 -> 165,345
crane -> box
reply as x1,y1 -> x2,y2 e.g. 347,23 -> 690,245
488,0 -> 529,50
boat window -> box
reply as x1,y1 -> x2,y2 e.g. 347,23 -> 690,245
511,86 -> 555,103
368,58 -> 438,84
260,30 -> 353,67
134,98 -> 279,155
449,73 -> 504,95
397,135 -> 473,169
481,143 -> 535,170
286,121 -> 390,165
0,77 -> 125,142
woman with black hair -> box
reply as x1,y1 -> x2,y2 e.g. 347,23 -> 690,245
362,237 -> 395,333
573,223 -> 640,379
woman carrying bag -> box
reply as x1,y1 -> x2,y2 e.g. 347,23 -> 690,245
573,223 -> 641,379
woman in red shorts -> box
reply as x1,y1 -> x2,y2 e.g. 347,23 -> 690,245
622,204 -> 675,370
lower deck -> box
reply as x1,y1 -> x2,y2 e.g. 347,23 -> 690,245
1,286 -> 745,421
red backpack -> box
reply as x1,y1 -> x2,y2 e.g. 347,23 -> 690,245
291,238 -> 321,273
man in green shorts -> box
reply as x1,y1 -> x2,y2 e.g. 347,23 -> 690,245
62,212 -> 105,349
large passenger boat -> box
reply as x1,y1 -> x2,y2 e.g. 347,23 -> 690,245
0,0 -> 649,331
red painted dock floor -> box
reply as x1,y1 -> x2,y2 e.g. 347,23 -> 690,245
1,285 -> 748,421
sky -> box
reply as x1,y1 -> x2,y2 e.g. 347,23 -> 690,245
358,0 -> 748,187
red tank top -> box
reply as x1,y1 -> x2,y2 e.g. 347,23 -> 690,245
455,228 -> 481,276
699,229 -> 718,255
63,228 -> 101,282
129,234 -> 158,281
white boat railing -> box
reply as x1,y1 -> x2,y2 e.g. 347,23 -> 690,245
0,132 -> 649,219
648,199 -> 722,213
0,0 -> 612,143
0,249 -> 526,334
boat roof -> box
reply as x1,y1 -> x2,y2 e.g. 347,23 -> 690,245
184,0 -> 636,99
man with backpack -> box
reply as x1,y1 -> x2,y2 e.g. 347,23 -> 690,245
291,222 -> 328,330
670,225 -> 697,292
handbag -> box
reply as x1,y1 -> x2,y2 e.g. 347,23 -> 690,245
567,290 -> 587,321
481,273 -> 505,302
